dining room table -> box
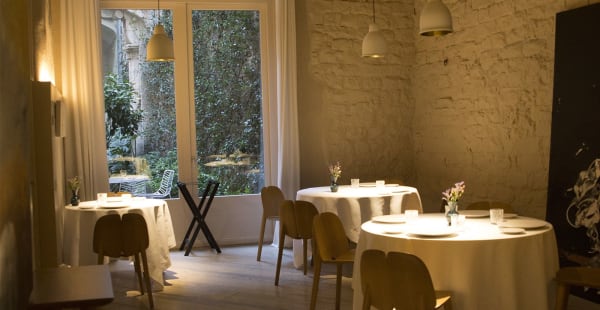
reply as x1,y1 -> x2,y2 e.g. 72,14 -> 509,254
62,197 -> 176,290
292,184 -> 422,267
352,212 -> 559,310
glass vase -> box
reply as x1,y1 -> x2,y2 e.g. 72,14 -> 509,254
445,200 -> 459,225
70,190 -> 80,206
330,177 -> 339,192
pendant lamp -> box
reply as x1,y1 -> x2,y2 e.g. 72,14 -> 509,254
362,0 -> 387,58
419,0 -> 453,37
146,0 -> 174,61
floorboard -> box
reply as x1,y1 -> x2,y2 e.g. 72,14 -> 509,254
95,244 -> 354,309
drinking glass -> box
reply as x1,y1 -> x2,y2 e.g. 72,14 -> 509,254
490,208 -> 504,224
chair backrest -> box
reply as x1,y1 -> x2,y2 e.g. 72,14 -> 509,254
401,192 -> 423,213
93,214 -> 123,258
361,250 -> 437,310
294,200 -> 318,239
360,249 -> 390,310
154,169 -> 175,196
261,186 -> 285,218
121,213 -> 150,256
279,200 -> 298,238
312,212 -> 351,262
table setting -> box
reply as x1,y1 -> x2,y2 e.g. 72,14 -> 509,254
351,181 -> 559,310
62,195 -> 177,290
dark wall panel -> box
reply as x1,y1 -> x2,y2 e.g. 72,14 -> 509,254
547,3 -> 600,304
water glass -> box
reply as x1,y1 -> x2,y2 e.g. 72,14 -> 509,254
375,180 -> 385,188
405,210 -> 419,224
490,208 -> 504,224
351,178 -> 360,188
97,193 -> 107,203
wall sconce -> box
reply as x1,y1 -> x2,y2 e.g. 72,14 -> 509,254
362,0 -> 387,58
419,0 -> 453,36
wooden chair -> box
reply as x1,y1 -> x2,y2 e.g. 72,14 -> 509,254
361,249 -> 452,310
555,266 -> 600,310
122,213 -> 154,309
310,212 -> 355,310
257,186 -> 285,261
93,213 -> 154,308
401,191 -> 423,213
274,200 -> 318,285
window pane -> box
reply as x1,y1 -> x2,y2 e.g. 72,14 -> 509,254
192,10 -> 265,195
101,9 -> 179,198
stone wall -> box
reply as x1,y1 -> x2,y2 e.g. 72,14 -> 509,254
297,0 -> 600,219
297,0 -> 417,187
413,0 -> 600,216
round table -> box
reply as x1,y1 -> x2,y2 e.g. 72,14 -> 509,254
296,185 -> 421,243
352,213 -> 559,310
63,198 -> 176,290
291,185 -> 421,268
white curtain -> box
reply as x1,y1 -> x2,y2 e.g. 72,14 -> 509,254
59,0 -> 108,200
275,0 -> 300,200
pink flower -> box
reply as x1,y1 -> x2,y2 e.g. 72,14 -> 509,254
442,181 -> 465,202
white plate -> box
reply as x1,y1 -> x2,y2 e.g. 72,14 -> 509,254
503,213 -> 518,219
459,210 -> 489,218
372,214 -> 406,224
500,227 -> 525,234
98,202 -> 130,209
406,226 -> 457,237
499,219 -> 547,229
360,183 -> 376,187
76,201 -> 97,209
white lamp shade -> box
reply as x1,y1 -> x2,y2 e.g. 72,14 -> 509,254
146,24 -> 174,61
362,24 -> 387,58
419,0 -> 453,36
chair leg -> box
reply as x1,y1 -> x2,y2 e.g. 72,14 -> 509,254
133,253 -> 144,295
303,238 -> 308,275
555,283 -> 570,310
274,230 -> 285,286
140,251 -> 154,309
310,256 -> 322,310
257,215 -> 267,261
335,263 -> 343,310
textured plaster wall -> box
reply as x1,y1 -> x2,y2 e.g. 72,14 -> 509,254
297,0 -> 600,219
297,0 -> 417,187
413,0 -> 600,216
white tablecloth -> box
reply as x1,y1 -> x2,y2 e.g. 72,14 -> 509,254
352,214 -> 559,310
292,185 -> 421,267
63,198 -> 176,290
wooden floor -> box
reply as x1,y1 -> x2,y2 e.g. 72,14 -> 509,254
96,244 -> 354,310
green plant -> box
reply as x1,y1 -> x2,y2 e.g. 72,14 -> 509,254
104,73 -> 143,152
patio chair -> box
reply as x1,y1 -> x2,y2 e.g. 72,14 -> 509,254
143,169 -> 175,198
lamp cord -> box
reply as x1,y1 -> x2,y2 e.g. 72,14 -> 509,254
372,0 -> 376,23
